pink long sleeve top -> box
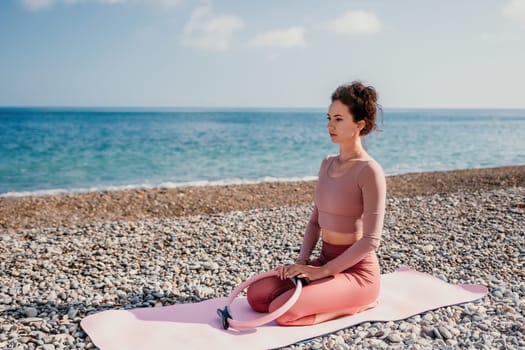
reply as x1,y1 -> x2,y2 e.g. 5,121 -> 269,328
297,155 -> 387,274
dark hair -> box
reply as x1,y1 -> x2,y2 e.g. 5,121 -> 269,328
331,81 -> 382,136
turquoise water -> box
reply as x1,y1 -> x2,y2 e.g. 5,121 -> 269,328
1,107 -> 524,196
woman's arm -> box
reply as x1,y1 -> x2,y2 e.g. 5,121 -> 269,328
322,162 -> 387,275
295,156 -> 328,263
295,204 -> 321,263
276,204 -> 321,280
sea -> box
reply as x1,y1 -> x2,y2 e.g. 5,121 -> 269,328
1,107 -> 524,197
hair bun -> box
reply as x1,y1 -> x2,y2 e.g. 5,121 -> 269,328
331,81 -> 382,136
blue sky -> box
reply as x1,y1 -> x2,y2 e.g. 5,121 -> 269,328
1,0 -> 524,108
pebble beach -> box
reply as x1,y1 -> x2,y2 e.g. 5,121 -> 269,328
1,165 -> 524,349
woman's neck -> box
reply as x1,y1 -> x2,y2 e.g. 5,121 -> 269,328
338,141 -> 367,161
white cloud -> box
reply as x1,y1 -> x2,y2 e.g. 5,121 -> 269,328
156,0 -> 181,8
326,10 -> 381,34
248,27 -> 307,49
20,0 -> 181,11
65,0 -> 127,3
503,0 -> 525,26
21,0 -> 55,11
480,31 -> 520,42
181,6 -> 243,51
98,0 -> 127,3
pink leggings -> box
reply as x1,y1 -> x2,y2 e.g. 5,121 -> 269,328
246,241 -> 380,326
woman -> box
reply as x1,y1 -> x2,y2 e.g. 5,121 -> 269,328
247,81 -> 386,326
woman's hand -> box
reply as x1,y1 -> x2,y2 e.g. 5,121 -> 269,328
274,263 -> 328,282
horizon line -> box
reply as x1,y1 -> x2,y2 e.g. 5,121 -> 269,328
1,105 -> 525,111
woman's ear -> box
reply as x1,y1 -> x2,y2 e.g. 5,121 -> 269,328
357,120 -> 366,131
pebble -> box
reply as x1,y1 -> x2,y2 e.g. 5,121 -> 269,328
438,326 -> 453,340
116,290 -> 127,298
492,290 -> 503,299
196,287 -> 215,299
310,342 -> 322,349
387,333 -> 402,343
422,313 -> 434,322
421,244 -> 434,253
70,280 -> 79,289
22,284 -> 31,294
202,261 -> 220,270
0,187 -> 523,350
67,308 -> 79,319
49,290 -> 57,301
357,330 -> 368,338
333,335 -> 345,344
398,323 -> 408,331
22,307 -> 38,318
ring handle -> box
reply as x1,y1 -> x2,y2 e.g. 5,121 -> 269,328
217,270 -> 308,330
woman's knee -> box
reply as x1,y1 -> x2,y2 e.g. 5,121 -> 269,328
247,282 -> 270,312
247,277 -> 285,312
268,290 -> 314,326
247,275 -> 296,313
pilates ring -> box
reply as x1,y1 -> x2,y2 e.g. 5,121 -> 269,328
217,270 -> 309,330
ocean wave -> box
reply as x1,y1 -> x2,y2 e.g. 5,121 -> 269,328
0,176 -> 319,198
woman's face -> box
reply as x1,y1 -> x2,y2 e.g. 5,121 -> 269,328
326,100 -> 364,143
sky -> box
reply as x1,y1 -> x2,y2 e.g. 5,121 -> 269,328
0,0 -> 524,108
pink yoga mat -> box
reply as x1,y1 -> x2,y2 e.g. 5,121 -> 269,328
81,267 -> 487,349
